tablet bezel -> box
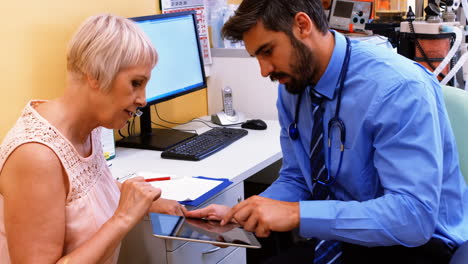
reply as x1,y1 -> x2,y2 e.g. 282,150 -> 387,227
149,213 -> 262,249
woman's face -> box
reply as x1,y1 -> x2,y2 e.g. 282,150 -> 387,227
99,64 -> 152,129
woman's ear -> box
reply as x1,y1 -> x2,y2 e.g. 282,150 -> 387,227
86,74 -> 100,91
294,12 -> 314,39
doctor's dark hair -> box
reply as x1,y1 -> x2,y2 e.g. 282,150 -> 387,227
222,0 -> 329,42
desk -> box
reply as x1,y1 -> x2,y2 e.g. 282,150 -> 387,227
113,120 -> 282,264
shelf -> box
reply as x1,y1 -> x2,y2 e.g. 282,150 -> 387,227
211,48 -> 250,58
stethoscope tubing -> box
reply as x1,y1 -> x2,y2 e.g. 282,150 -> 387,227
288,36 -> 351,186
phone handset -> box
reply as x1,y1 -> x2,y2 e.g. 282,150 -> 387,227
222,86 -> 235,117
211,86 -> 245,125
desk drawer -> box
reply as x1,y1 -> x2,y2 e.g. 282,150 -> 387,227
200,180 -> 244,208
218,247 -> 246,264
167,241 -> 246,264
165,182 -> 244,252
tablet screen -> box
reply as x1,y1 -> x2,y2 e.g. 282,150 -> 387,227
149,213 -> 262,248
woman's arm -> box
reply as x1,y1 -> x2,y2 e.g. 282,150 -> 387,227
1,143 -> 68,263
0,143 -> 160,264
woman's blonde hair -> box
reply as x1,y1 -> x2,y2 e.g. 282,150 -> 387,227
67,14 -> 158,91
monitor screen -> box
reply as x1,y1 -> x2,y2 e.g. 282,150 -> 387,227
116,11 -> 206,151
132,12 -> 207,105
334,1 -> 354,18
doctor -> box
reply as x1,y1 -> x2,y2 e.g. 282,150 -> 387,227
186,0 -> 468,263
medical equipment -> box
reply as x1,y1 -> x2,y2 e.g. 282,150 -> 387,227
399,0 -> 465,86
375,0 -> 408,22
329,0 -> 373,32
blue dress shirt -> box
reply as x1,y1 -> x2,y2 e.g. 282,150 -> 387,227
261,31 -> 468,248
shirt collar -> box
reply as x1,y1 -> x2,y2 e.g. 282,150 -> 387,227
311,30 -> 347,100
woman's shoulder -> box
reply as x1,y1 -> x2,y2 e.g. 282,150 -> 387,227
0,142 -> 66,200
2,142 -> 62,176
0,100 -> 68,170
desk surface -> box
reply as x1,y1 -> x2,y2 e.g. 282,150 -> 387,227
110,120 -> 282,185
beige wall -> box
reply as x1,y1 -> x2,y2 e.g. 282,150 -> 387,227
0,0 -> 207,141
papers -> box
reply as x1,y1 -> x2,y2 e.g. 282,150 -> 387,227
149,176 -> 223,202
100,127 -> 115,160
113,170 -> 232,204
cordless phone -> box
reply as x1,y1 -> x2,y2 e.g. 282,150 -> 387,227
222,86 -> 235,117
211,86 -> 245,125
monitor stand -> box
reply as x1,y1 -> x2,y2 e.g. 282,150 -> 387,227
115,128 -> 196,151
115,107 -> 196,151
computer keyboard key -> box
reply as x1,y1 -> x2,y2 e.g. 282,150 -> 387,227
161,127 -> 248,161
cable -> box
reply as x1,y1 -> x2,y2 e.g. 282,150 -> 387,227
406,6 -> 451,79
119,116 -> 136,138
153,105 -> 193,126
127,118 -> 132,136
214,122 -> 244,127
118,128 -> 126,138
408,18 -> 447,79
192,117 -> 244,127
441,44 -> 468,84
463,0 -> 468,25
191,118 -> 218,128
151,120 -> 198,134
433,25 -> 462,77
152,104 -> 247,133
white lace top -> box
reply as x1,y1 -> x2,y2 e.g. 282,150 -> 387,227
0,100 -> 120,263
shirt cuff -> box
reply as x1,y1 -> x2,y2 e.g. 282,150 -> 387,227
299,200 -> 338,240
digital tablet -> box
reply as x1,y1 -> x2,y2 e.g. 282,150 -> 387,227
149,213 -> 262,249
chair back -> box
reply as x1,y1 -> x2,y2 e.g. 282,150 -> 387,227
442,86 -> 468,182
442,86 -> 468,264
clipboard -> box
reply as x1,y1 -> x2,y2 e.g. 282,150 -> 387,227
179,176 -> 232,207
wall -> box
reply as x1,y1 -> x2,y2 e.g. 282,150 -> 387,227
207,55 -> 279,120
0,0 -> 207,141
206,0 -> 279,120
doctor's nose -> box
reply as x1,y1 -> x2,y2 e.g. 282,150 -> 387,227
258,59 -> 274,78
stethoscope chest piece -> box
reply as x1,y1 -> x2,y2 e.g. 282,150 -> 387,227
288,122 -> 299,140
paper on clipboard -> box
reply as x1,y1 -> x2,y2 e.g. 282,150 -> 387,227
149,176 -> 223,201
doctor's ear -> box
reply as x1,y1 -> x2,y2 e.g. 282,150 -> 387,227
294,12 -> 314,38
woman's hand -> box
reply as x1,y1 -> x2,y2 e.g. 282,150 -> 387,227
184,204 -> 231,221
149,198 -> 187,216
113,177 -> 161,228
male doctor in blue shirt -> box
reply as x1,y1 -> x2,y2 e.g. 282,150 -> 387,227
186,0 -> 468,263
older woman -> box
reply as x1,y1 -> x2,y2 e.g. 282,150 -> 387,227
0,14 -> 183,264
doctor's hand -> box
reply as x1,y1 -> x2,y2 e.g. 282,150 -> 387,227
185,218 -> 237,234
221,196 -> 300,238
148,198 -> 187,216
184,204 -> 232,221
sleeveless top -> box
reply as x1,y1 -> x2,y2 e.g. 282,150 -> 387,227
0,101 -> 120,263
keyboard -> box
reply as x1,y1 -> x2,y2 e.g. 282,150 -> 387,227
161,127 -> 248,161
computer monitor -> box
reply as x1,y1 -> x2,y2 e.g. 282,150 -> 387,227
116,11 -> 207,151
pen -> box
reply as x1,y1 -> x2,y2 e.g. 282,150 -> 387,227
145,177 -> 172,182
136,171 -> 183,182
116,172 -> 136,182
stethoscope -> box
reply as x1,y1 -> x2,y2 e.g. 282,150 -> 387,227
288,37 -> 351,186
